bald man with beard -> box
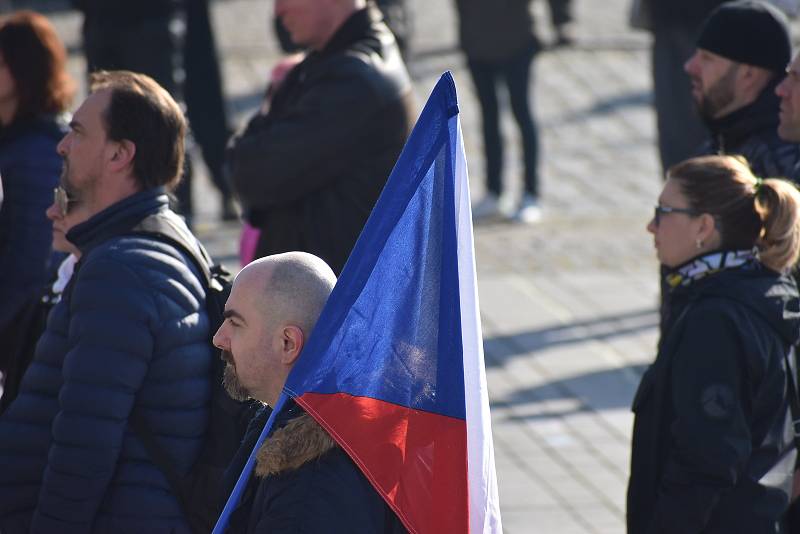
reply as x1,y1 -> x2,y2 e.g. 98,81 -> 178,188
213,253 -> 406,533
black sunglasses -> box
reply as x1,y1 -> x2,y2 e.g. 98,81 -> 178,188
53,186 -> 77,217
653,205 -> 699,226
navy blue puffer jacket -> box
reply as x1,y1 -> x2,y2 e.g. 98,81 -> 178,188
0,188 -> 212,533
0,115 -> 66,333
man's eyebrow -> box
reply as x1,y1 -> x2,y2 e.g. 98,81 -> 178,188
223,309 -> 247,324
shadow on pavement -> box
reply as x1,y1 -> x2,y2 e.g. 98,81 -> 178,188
554,89 -> 652,125
483,307 -> 658,366
492,363 -> 649,416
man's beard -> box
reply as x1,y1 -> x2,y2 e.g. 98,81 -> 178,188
60,159 -> 74,190
221,350 -> 251,402
60,158 -> 95,200
695,65 -> 739,121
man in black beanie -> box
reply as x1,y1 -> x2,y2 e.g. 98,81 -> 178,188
683,0 -> 800,181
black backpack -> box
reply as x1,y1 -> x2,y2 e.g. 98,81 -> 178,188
128,213 -> 257,534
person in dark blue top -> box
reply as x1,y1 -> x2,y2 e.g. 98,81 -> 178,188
0,11 -> 74,380
0,70 -> 213,533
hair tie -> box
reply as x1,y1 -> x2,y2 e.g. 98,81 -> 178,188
753,177 -> 763,195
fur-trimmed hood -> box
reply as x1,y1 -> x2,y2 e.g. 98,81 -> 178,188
255,413 -> 337,477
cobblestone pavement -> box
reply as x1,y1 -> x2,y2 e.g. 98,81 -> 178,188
30,0 -> 666,531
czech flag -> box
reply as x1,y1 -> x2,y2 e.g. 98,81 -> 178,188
215,72 -> 502,534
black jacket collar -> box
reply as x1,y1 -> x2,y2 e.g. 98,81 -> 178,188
667,253 -> 800,345
314,6 -> 382,59
268,6 -> 384,115
705,77 -> 782,152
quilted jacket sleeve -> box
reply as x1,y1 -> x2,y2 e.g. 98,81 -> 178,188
30,254 -> 158,533
0,137 -> 60,329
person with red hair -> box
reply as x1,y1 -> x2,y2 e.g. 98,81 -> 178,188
0,10 -> 74,399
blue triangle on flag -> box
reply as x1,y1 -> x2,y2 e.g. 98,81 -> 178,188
284,71 -> 466,420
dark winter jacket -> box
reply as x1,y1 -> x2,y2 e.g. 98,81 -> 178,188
454,0 -> 539,63
0,115 -> 66,339
225,401 -> 407,534
0,188 -> 212,534
227,6 -> 414,275
698,78 -> 800,182
628,258 -> 798,534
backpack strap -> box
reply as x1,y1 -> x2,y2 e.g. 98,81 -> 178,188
129,212 -> 214,287
129,412 -> 193,512
124,213 -> 219,534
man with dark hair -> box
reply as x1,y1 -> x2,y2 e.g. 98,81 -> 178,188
0,70 -> 212,533
227,0 -> 414,275
88,70 -> 186,190
684,0 -> 800,180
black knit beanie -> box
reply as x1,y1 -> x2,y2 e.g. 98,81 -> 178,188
696,0 -> 791,73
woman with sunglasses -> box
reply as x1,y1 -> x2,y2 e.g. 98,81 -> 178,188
627,154 -> 800,533
0,11 -> 74,390
0,187 -> 88,412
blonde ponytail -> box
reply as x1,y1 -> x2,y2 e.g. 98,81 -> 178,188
754,178 -> 800,272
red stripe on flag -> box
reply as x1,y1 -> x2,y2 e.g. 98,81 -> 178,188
296,392 -> 469,534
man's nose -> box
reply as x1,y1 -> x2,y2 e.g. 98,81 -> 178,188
46,202 -> 60,221
684,53 -> 698,75
212,325 -> 228,350
776,78 -> 789,98
56,133 -> 69,156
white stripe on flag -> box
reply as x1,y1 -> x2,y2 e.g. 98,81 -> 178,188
453,114 -> 503,534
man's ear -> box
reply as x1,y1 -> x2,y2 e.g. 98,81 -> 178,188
281,325 -> 305,365
738,64 -> 771,94
108,139 -> 136,173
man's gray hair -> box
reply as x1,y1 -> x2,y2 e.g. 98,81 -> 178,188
260,252 -> 337,338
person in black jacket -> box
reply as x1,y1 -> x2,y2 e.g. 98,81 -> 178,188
684,1 -> 800,181
227,0 -> 415,275
628,154 -> 800,533
213,252 -> 406,533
